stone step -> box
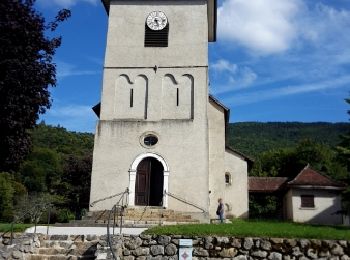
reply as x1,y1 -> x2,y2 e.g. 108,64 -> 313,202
27,254 -> 95,260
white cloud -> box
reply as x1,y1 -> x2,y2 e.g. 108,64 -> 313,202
223,75 -> 350,106
210,59 -> 257,94
56,61 -> 99,79
211,59 -> 237,74
218,0 -> 303,55
300,3 -> 350,51
37,0 -> 98,8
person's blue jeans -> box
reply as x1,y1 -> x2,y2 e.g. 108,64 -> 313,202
218,212 -> 224,223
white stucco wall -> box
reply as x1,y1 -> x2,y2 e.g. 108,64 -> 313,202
105,0 -> 208,68
224,150 -> 248,218
207,101 -> 248,219
286,188 -> 343,225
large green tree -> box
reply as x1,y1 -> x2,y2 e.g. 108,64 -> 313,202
0,0 -> 70,171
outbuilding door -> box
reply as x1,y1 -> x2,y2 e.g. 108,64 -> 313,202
135,157 -> 164,206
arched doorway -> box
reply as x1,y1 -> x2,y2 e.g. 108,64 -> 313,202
135,157 -> 164,206
129,152 -> 169,207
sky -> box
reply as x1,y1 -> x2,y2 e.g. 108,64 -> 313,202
35,0 -> 350,133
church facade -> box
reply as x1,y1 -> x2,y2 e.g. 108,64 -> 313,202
89,0 -> 249,221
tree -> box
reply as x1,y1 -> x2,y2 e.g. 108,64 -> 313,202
0,0 -> 70,171
0,172 -> 27,221
336,97 -> 350,213
60,154 -> 92,219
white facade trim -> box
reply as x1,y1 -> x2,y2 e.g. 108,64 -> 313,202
128,152 -> 169,207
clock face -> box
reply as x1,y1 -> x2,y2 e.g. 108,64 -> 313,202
146,11 -> 168,31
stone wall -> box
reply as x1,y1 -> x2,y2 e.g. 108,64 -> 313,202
1,233 -> 349,259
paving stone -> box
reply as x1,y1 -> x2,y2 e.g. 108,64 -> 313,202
133,247 -> 150,257
165,243 -> 177,256
261,240 -> 272,251
219,248 -> 238,258
306,248 -> 318,259
215,237 -> 229,244
243,238 -> 253,250
158,236 -> 171,245
193,248 -> 209,257
268,252 -> 282,260
12,250 -> 22,259
299,239 -> 310,249
151,245 -> 164,256
332,244 -> 345,256
251,250 -> 268,258
231,238 -> 242,249
270,238 -> 284,244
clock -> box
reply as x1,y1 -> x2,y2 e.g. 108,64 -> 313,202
146,11 -> 168,31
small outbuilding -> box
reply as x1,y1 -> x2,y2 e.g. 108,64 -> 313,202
285,165 -> 345,225
249,165 -> 346,225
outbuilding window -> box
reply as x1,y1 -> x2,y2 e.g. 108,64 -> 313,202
301,195 -> 315,208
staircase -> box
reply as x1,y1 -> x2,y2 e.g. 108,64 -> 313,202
26,235 -> 96,260
64,207 -> 200,227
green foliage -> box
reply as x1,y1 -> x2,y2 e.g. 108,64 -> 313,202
250,139 -> 347,181
0,123 -> 94,223
32,122 -> 93,156
0,173 -> 15,221
145,219 -> 350,239
60,153 -> 92,219
229,122 -> 350,158
0,1 -> 70,171
249,195 -> 282,219
0,223 -> 33,233
19,147 -> 62,192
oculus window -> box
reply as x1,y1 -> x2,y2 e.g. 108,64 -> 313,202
143,134 -> 158,147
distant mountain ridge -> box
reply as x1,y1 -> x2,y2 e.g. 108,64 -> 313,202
227,122 -> 350,158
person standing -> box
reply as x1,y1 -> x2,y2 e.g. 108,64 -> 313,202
216,198 -> 224,223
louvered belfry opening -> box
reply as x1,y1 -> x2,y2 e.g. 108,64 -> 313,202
144,23 -> 169,47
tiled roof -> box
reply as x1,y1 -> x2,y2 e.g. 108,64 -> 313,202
288,165 -> 344,187
249,177 -> 288,192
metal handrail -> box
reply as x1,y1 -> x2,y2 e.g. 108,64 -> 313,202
107,188 -> 129,260
165,190 -> 207,213
90,191 -> 129,207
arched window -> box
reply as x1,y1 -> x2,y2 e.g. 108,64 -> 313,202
225,172 -> 231,185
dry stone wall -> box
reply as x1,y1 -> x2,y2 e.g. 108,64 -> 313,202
0,233 -> 349,259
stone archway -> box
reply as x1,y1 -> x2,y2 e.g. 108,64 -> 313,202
128,153 -> 169,207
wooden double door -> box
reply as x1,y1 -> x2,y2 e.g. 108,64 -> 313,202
135,157 -> 164,206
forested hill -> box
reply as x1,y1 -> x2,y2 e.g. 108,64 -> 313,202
33,122 -> 349,159
228,122 -> 350,158
32,122 -> 94,155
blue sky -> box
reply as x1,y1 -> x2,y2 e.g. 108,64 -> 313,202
36,0 -> 350,133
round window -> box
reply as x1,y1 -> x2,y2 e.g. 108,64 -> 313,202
144,134 -> 158,147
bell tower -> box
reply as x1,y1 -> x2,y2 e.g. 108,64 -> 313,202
90,0 -> 217,215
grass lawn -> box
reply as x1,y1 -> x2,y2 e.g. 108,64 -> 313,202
0,223 -> 33,233
144,219 -> 350,240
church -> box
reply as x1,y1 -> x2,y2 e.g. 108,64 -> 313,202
89,0 -> 250,222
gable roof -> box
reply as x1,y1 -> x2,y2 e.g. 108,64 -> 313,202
101,0 -> 217,42
209,95 -> 229,123
225,145 -> 254,163
249,177 -> 288,193
288,165 -> 345,188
